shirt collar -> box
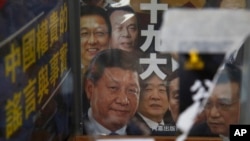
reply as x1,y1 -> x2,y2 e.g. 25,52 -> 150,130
138,113 -> 164,130
88,108 -> 127,135
219,134 -> 229,141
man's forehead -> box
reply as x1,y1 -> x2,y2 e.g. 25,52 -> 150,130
210,92 -> 234,101
144,75 -> 167,86
111,9 -> 133,15
211,83 -> 239,97
80,16 -> 108,26
111,11 -> 136,21
103,68 -> 138,79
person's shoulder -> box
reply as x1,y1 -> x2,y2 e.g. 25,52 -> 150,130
189,122 -> 218,137
82,113 -> 89,135
134,113 -> 145,122
126,116 -> 150,135
82,113 -> 89,121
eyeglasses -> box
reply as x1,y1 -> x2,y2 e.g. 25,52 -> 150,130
80,31 -> 109,39
204,99 -> 239,111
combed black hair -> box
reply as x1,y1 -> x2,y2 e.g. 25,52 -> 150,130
80,5 -> 111,36
85,49 -> 143,84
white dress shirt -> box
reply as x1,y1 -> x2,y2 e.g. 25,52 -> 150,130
138,113 -> 165,130
87,108 -> 127,135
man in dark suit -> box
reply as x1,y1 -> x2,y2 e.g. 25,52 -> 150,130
83,49 -> 145,135
135,65 -> 176,136
189,63 -> 242,139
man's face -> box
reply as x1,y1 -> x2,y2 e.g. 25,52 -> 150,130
86,67 -> 140,131
109,10 -> 138,52
80,15 -> 110,66
205,82 -> 240,136
138,75 -> 169,122
168,77 -> 179,122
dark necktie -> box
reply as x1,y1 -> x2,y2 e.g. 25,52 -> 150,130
109,132 -> 119,135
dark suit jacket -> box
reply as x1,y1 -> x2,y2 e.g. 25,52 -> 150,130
188,122 -> 218,137
134,113 -> 177,136
82,113 -> 144,135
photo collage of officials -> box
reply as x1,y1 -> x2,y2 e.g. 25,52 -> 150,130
79,0 -> 248,140
0,0 -> 249,141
